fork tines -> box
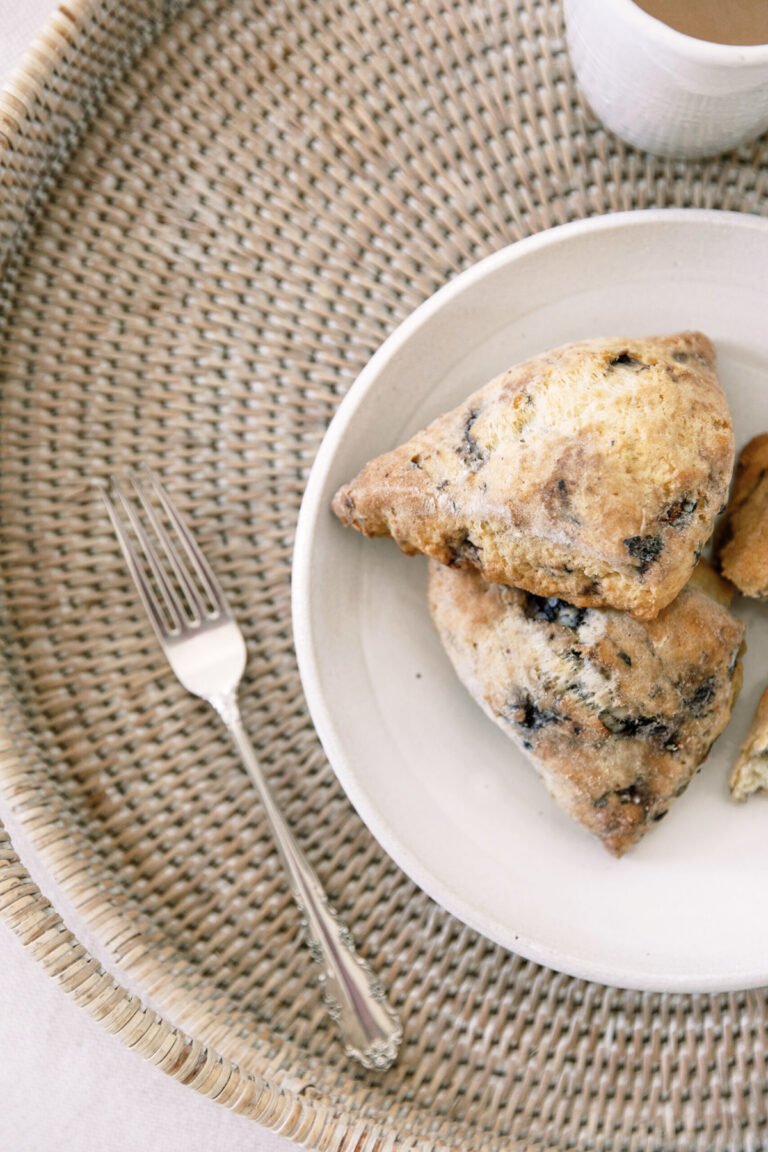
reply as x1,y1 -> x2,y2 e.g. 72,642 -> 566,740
100,472 -> 225,638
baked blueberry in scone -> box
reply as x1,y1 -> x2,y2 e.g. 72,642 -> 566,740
333,332 -> 734,620
717,433 -> 768,598
731,688 -> 768,802
428,561 -> 745,856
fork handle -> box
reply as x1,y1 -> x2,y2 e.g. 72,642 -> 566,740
212,695 -> 402,1071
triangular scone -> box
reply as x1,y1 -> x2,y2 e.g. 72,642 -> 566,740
334,332 -> 734,620
428,562 -> 745,856
717,434 -> 768,598
731,688 -> 768,801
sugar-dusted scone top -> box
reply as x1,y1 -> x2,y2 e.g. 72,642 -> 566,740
717,433 -> 768,598
334,332 -> 734,620
731,688 -> 768,801
428,562 -> 745,857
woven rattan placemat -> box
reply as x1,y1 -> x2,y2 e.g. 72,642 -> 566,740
1,1 -> 767,1148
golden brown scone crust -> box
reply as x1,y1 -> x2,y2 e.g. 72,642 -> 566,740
717,434 -> 768,598
730,688 -> 768,802
687,559 -> 736,607
334,332 -> 734,621
428,562 -> 745,856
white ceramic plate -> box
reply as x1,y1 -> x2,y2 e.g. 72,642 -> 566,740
292,210 -> 768,993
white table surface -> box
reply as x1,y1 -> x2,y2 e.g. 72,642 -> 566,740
0,5 -> 301,1149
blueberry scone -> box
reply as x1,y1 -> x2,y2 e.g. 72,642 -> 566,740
717,433 -> 768,598
731,689 -> 768,802
428,562 -> 745,856
333,332 -> 734,620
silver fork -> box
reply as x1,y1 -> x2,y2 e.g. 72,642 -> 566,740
100,471 -> 401,1071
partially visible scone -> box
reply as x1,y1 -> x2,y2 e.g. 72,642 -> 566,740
687,558 -> 735,607
731,689 -> 768,801
428,562 -> 745,856
334,332 -> 735,620
717,434 -> 768,598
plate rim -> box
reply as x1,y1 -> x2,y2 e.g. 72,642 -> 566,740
292,207 -> 768,993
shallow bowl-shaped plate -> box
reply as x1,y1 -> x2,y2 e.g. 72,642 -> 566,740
293,209 -> 768,993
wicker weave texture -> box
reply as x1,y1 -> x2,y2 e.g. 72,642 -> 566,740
1,1 -> 767,1149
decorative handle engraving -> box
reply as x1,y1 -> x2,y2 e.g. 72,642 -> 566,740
214,695 -> 402,1070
